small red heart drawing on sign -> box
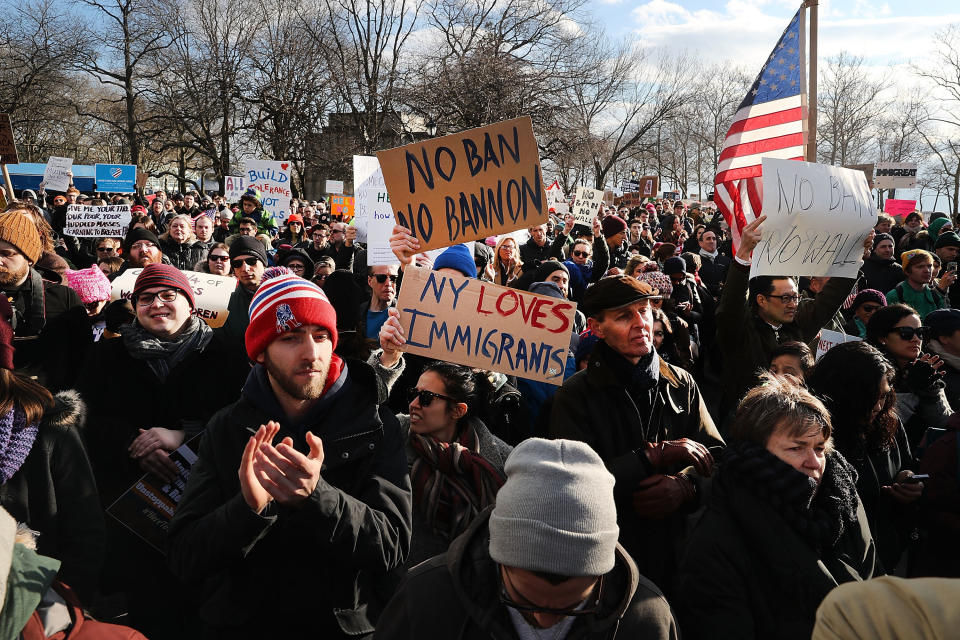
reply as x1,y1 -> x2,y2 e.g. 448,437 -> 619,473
280,163 -> 289,171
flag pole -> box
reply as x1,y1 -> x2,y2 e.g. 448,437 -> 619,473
806,0 -> 818,162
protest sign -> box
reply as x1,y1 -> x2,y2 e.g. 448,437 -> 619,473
815,329 -> 861,361
546,179 -> 568,216
571,186 -> 604,226
111,269 -> 235,328
883,199 -> 917,217
377,116 -> 548,252
65,205 -> 131,238
354,155 -> 396,264
43,157 -> 72,192
224,175 -> 245,202
396,266 -> 576,384
874,162 -> 917,190
638,176 -> 659,198
843,163 -> 875,189
0,114 -> 17,165
107,439 -> 199,553
246,159 -> 292,221
750,158 -> 875,279
325,179 -> 344,194
330,194 -> 354,218
94,163 -> 136,192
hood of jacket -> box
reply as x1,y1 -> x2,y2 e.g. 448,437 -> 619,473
443,508 -> 640,639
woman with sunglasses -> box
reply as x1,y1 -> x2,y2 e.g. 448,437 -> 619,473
492,236 -> 523,287
809,341 -> 922,573
866,303 -> 953,450
194,242 -> 233,276
397,362 -> 512,569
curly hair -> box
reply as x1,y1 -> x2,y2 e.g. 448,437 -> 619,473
808,341 -> 898,455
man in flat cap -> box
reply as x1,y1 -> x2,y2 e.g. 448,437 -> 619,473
549,276 -> 723,596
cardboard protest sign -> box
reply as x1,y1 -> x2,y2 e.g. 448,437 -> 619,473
377,117 -> 548,252
65,205 -> 131,238
95,163 -> 137,192
883,199 -> 917,217
546,179 -> 569,216
815,329 -> 861,361
843,163 -> 875,189
354,155 -> 396,265
326,179 -> 344,194
43,157 -> 72,192
111,269 -> 235,328
571,186 -> 604,226
639,176 -> 659,198
224,175 -> 245,202
107,439 -> 199,553
750,158 -> 875,279
246,159 -> 292,221
0,114 -> 18,165
330,195 -> 354,218
874,162 -> 917,190
396,266 -> 576,384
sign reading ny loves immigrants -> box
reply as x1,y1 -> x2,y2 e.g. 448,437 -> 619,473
377,117 -> 549,252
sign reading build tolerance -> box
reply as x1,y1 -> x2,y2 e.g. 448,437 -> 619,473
751,158 -> 875,279
377,117 -> 548,252
396,267 -> 576,384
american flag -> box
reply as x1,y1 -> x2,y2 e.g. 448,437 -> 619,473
714,8 -> 807,251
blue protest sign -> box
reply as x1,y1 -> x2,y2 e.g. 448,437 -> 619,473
95,163 -> 137,193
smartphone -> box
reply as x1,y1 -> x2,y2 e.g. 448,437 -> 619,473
947,262 -> 957,272
901,474 -> 929,484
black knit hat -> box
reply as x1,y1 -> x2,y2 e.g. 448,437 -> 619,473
123,227 -> 161,253
229,236 -> 268,265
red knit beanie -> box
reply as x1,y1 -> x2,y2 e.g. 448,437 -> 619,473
132,264 -> 196,308
0,297 -> 15,370
245,273 -> 338,361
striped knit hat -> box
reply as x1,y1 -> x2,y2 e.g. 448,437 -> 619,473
132,263 -> 195,308
245,273 -> 337,361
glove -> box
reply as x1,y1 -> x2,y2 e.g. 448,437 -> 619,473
903,358 -> 942,394
644,439 -> 714,476
632,474 -> 696,519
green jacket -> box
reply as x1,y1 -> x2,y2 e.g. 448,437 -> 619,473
885,282 -> 947,320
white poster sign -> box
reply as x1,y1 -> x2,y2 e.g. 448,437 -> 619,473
750,158 -> 875,279
245,160 -> 291,222
325,179 -> 345,195
110,269 -> 235,328
224,176 -> 245,202
43,157 -> 72,192
572,186 -> 604,226
353,155 -> 395,264
546,180 -> 568,216
815,329 -> 861,361
65,205 -> 131,238
874,162 -> 917,190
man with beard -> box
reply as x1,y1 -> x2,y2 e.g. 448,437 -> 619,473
0,212 -> 90,391
168,272 -> 412,638
120,228 -> 165,274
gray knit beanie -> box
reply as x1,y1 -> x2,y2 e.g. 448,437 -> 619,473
488,438 -> 618,577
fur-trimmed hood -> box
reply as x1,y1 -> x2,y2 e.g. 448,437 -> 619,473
44,390 -> 86,431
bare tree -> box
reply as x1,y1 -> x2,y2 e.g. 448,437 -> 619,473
817,51 -> 886,165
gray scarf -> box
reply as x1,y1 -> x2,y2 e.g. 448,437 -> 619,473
120,316 -> 212,382
699,248 -> 719,260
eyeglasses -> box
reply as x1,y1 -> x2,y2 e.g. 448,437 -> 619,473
231,256 -> 260,269
315,273 -> 329,281
891,326 -> 928,341
135,289 -> 180,306
764,294 -> 800,304
406,387 -> 454,408
572,250 -> 590,258
860,304 -> 882,313
374,274 -> 398,284
97,246 -> 115,253
331,229 -> 344,234
209,254 -> 230,262
130,241 -> 156,251
498,567 -> 602,618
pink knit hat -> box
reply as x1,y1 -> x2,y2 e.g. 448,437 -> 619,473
64,265 -> 112,304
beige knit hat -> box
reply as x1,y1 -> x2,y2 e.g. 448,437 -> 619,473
0,212 -> 42,263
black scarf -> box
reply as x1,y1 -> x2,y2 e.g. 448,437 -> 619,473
722,441 -> 860,552
119,316 -> 212,382
595,339 -> 659,394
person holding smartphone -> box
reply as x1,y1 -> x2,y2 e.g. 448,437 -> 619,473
933,231 -> 960,307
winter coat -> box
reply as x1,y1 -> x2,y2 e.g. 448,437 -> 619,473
167,360 -> 412,638
549,346 -> 724,591
861,255 -> 905,294
886,281 -> 948,320
374,509 -> 679,640
716,262 -> 854,418
697,252 -> 730,300
677,460 -> 877,640
229,207 -> 277,236
926,339 -> 960,411
0,391 -> 104,602
158,238 -> 207,271
518,237 -> 552,273
915,418 -> 960,577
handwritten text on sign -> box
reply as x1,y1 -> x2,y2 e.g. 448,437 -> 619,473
44,157 -> 73,192
246,160 -> 291,221
750,158 -> 875,279
397,267 -> 576,384
111,269 -> 234,328
377,117 -> 548,252
572,186 -> 604,226
65,205 -> 131,238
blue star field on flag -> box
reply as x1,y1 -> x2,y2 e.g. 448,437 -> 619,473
738,12 -> 804,111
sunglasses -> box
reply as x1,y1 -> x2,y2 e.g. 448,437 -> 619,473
374,274 -> 398,284
572,250 -> 590,258
860,304 -> 881,313
97,246 -> 115,253
891,326 -> 928,341
209,254 -> 230,262
406,387 -> 454,408
498,568 -> 603,618
231,256 -> 260,269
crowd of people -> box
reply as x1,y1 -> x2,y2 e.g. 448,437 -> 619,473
0,178 -> 957,639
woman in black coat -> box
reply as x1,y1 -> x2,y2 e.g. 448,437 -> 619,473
809,341 -> 923,572
678,374 -> 877,640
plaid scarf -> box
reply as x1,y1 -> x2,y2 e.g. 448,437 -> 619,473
0,406 -> 38,484
410,424 -> 505,543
